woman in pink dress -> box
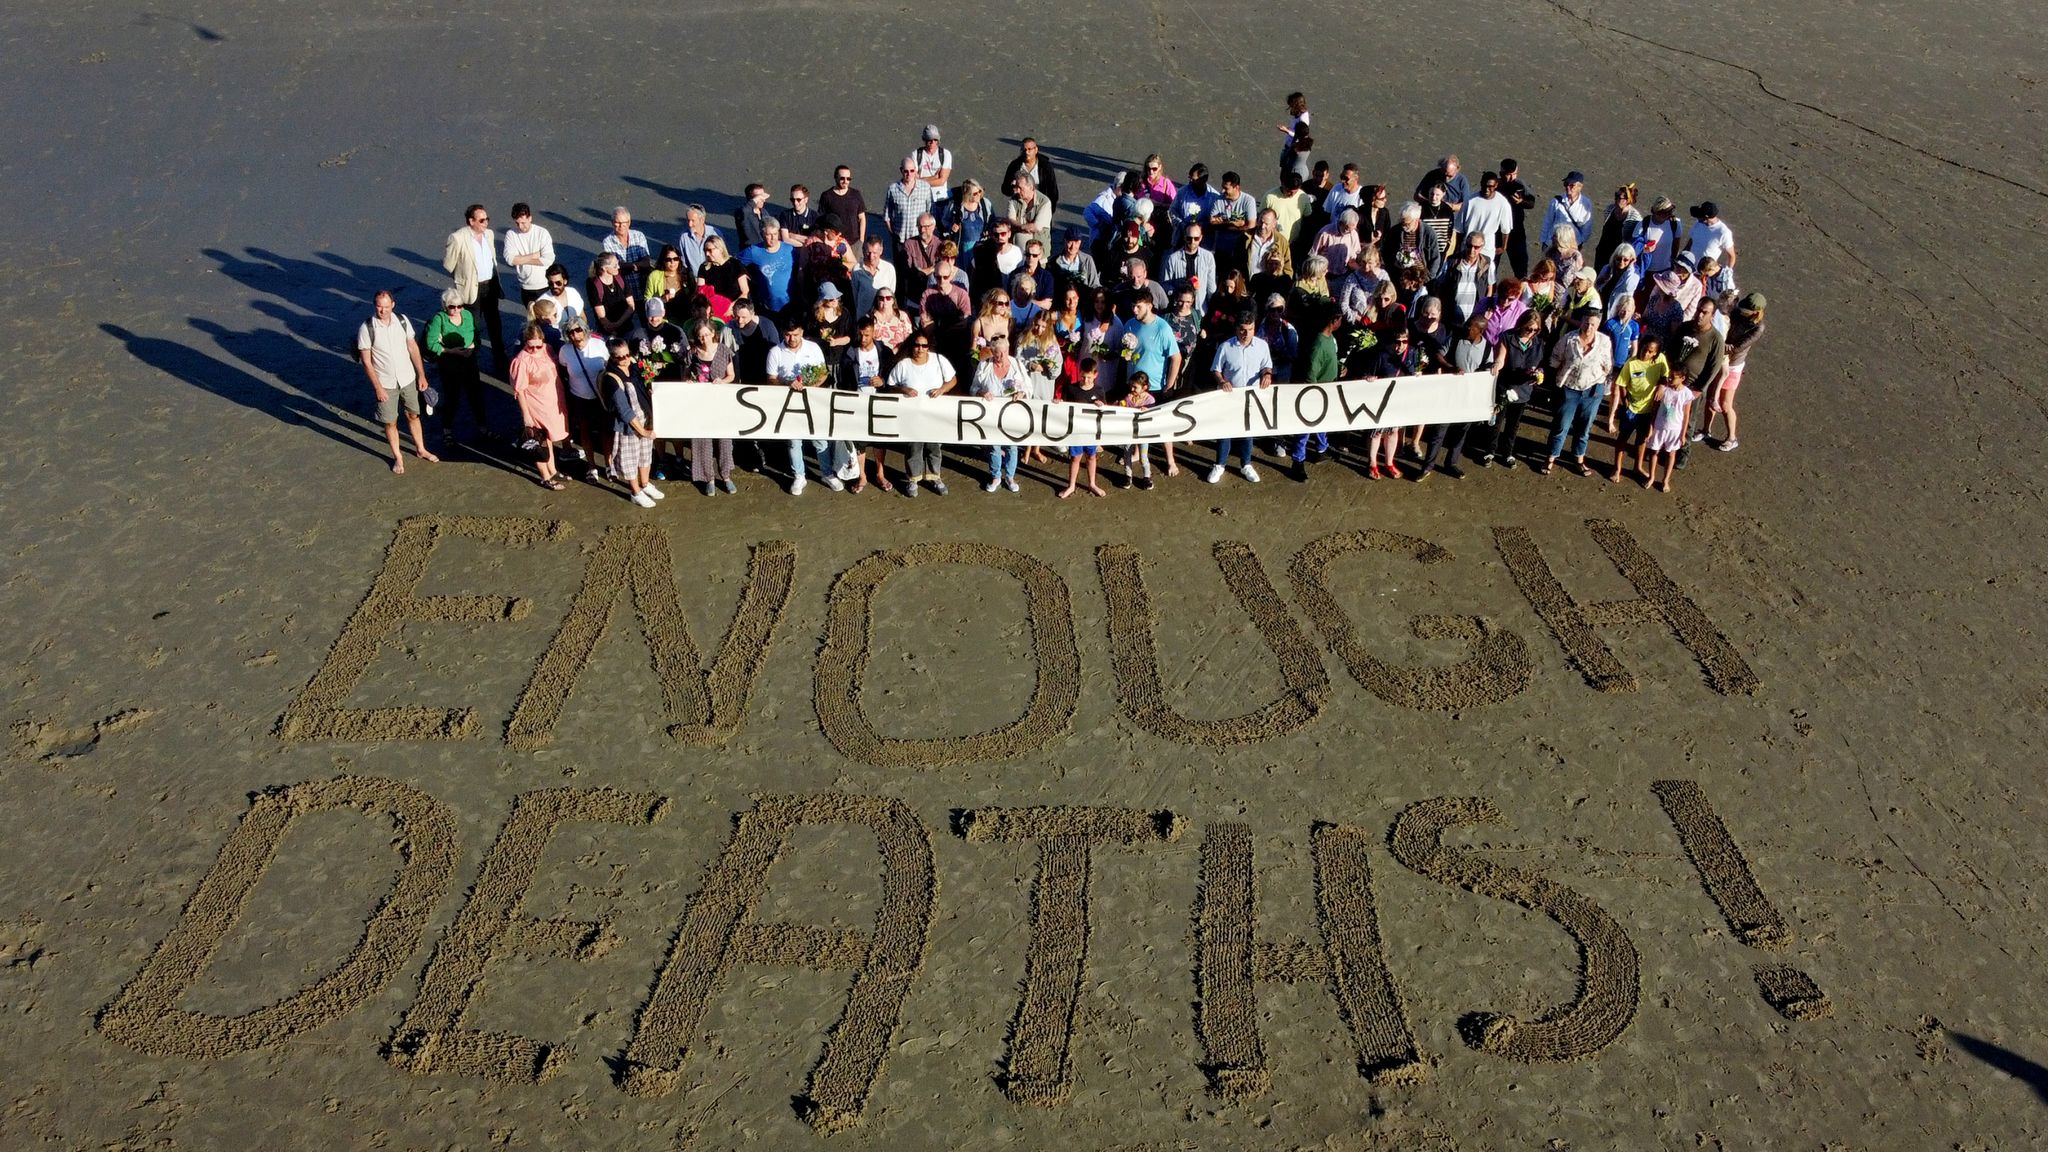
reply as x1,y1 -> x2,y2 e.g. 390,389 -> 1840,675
510,324 -> 569,489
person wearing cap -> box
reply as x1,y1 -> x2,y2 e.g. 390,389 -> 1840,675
1497,159 -> 1536,279
1703,292 -> 1765,451
1686,201 -> 1736,269
909,124 -> 953,203
1541,304 -> 1614,475
1540,170 -> 1595,252
1630,195 -> 1684,276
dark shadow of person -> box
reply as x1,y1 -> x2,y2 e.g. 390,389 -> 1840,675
100,322 -> 379,459
1950,1032 -> 2048,1106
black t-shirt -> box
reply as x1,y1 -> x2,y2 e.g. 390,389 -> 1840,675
818,189 -> 867,236
1499,178 -> 1535,231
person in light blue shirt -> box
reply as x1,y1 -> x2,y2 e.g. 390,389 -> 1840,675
1117,295 -> 1184,480
1207,311 -> 1273,482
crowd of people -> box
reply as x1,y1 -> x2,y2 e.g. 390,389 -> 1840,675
355,100 -> 1766,503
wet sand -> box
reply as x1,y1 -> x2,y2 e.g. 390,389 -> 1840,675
2,1 -> 2046,1148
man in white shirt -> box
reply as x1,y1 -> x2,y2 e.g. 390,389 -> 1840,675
1207,311 -> 1274,483
502,203 -> 555,305
763,320 -> 836,494
537,264 -> 586,330
1633,195 -> 1685,275
1540,170 -> 1595,250
1685,201 -> 1737,269
885,330 -> 959,495
358,291 -> 436,474
909,124 -> 953,204
1454,172 -> 1514,285
441,203 -> 507,374
1323,163 -> 1364,218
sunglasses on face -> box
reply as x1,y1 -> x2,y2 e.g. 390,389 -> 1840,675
524,342 -> 545,350
912,342 -> 932,350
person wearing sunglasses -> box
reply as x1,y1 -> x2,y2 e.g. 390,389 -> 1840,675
441,203 -> 508,375
510,324 -> 568,489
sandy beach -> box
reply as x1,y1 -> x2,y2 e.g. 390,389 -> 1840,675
2,1 -> 2045,1147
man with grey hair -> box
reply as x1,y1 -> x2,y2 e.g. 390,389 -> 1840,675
603,207 -> 653,296
1415,154 -> 1470,211
1115,255 -> 1169,316
1310,207 -> 1364,269
676,204 -> 721,275
1007,173 -> 1054,253
884,159 -> 936,261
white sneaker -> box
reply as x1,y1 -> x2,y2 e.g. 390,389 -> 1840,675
1205,464 -> 1224,484
1689,431 -> 1707,443
791,475 -> 807,496
1241,464 -> 1261,483
642,483 -> 665,500
822,475 -> 845,492
984,479 -> 1001,493
1716,438 -> 1740,452
1005,479 -> 1020,493
631,489 -> 657,508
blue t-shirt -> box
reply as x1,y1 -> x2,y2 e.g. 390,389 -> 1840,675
1603,316 -> 1640,367
741,244 -> 797,312
1124,316 -> 1179,391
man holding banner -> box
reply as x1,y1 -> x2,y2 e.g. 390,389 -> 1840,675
1207,312 -> 1275,484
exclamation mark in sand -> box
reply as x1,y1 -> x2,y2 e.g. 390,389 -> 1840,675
1651,780 -> 1833,1021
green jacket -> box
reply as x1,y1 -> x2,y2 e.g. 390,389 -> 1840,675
423,308 -> 476,356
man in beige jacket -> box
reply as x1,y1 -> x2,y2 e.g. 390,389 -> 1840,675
442,203 -> 507,374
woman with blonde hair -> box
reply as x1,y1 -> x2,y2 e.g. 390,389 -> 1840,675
695,233 -> 748,317
970,286 -> 1013,361
1016,311 -> 1066,466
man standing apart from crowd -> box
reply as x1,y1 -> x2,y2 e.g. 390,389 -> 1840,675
1004,138 -> 1060,210
1208,310 -> 1273,483
359,290 -> 438,473
441,203 -> 507,374
910,124 -> 953,206
502,203 -> 555,306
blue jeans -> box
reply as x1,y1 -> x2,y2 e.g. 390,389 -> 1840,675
1547,385 -> 1605,460
786,439 -> 829,479
1215,438 -> 1254,467
1289,432 -> 1329,461
988,444 -> 1019,482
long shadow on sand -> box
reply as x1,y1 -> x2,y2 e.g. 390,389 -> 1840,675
101,322 -> 378,459
1950,1032 -> 2048,1107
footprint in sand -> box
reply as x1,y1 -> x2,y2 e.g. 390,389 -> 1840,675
10,707 -> 157,763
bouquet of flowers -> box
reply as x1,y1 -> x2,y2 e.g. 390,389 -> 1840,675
1119,332 -> 1140,363
797,363 -> 830,389
1031,357 -> 1057,379
1529,290 -> 1556,314
635,335 -> 676,381
1089,340 -> 1111,359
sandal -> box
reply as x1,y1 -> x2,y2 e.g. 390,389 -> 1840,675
417,450 -> 441,464
542,477 -> 566,490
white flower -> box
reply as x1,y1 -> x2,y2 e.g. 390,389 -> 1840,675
650,336 -> 668,353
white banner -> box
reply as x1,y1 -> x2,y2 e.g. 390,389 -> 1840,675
652,373 -> 1493,446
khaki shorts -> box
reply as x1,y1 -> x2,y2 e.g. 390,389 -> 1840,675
376,382 -> 421,424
